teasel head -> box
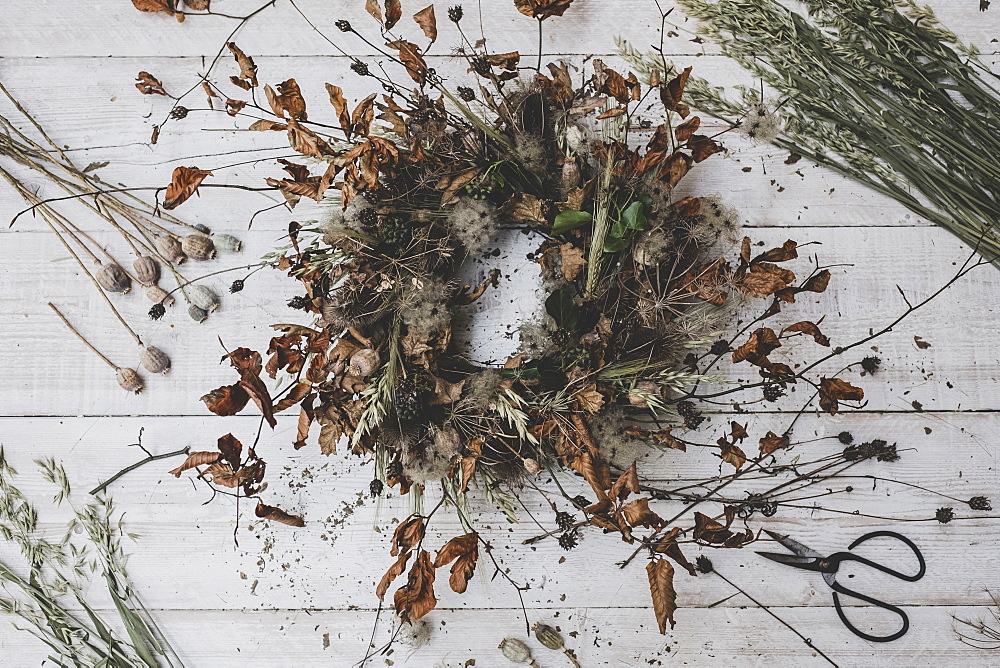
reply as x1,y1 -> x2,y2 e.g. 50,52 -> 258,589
212,233 -> 242,253
181,234 -> 217,261
133,255 -> 160,286
145,285 -> 175,308
156,235 -> 186,264
187,284 -> 220,313
139,345 -> 171,374
96,263 -> 131,294
116,367 -> 144,394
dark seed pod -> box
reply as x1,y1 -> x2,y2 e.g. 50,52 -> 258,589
181,234 -> 217,261
145,285 -> 175,307
139,345 -> 171,374
149,303 -> 166,321
96,263 -> 131,294
188,285 -> 220,312
133,256 -> 160,286
212,233 -> 242,253
156,236 -> 186,264
188,304 -> 209,323
116,367 -> 144,394
194,223 -> 211,234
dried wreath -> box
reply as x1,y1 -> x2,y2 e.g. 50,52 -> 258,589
124,0 -> 995,644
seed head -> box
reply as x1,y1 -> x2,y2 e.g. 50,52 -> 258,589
533,623 -> 565,651
287,295 -> 311,310
448,5 -> 463,22
498,637 -> 534,664
571,495 -> 590,510
181,234 -> 217,261
369,479 -> 384,497
188,284 -> 220,312
96,263 -> 132,294
213,233 -> 243,253
935,507 -> 954,524
116,367 -> 144,395
229,279 -> 245,293
696,554 -> 714,573
861,355 -> 882,374
335,19 -> 352,32
156,236 -> 186,264
710,339 -> 731,356
457,85 -> 476,102
969,496 -> 992,511
133,256 -> 161,286
194,223 -> 211,234
170,106 -> 189,120
558,531 -> 578,550
139,345 -> 171,374
351,61 -> 371,77
148,303 -> 166,320
838,431 -> 854,445
145,285 -> 175,307
188,304 -> 209,323
555,511 -> 574,532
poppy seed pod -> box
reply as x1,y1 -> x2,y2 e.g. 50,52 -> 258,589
212,233 -> 242,253
522,458 -> 541,475
133,255 -> 160,286
194,223 -> 211,234
139,345 -> 171,374
498,638 -> 537,666
181,234 -> 217,260
145,285 -> 175,307
116,367 -> 144,394
96,263 -> 131,294
188,304 -> 208,323
187,284 -> 220,312
156,235 -> 186,264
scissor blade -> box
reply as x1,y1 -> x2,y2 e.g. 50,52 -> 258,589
763,529 -> 824,560
756,550 -> 824,571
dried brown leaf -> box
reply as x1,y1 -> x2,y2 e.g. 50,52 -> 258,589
227,42 -> 258,88
200,383 -> 250,417
818,377 -> 865,415
163,166 -> 212,210
377,550 -> 410,600
168,451 -> 218,477
394,549 -> 436,623
413,5 -> 437,42
434,532 -> 479,594
646,559 -> 677,634
135,71 -> 168,96
255,502 -> 305,527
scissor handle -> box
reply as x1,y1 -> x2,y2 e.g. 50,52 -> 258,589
834,531 -> 926,582
831,583 -> 909,643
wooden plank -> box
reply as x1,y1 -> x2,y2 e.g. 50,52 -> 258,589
0,605 -> 996,666
6,53 -> 997,233
1,0 -> 991,59
0,413 -> 993,613
1,225 -> 997,416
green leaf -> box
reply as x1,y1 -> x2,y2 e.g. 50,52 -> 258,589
603,236 -> 630,252
545,289 -> 580,331
622,200 -> 647,230
552,209 -> 593,235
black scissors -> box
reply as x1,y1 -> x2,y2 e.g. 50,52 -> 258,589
756,529 -> 926,642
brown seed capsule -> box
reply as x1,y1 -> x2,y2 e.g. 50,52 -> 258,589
116,367 -> 144,394
139,345 -> 171,374
212,233 -> 242,253
188,285 -> 220,312
145,285 -> 175,307
96,263 -> 131,294
181,234 -> 217,260
156,236 -> 186,264
522,458 -> 541,475
133,255 -> 160,286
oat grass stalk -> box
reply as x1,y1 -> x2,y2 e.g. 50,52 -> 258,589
663,0 -> 1000,264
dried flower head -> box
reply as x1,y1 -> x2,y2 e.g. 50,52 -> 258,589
446,197 -> 498,255
116,367 -> 144,394
187,284 -> 220,312
139,345 -> 171,374
335,19 -> 352,32
838,431 -> 854,445
555,511 -> 575,531
936,507 -> 955,524
148,303 -> 166,320
696,554 -> 714,574
288,295 -> 311,310
351,60 -> 371,77
448,5 -> 463,22
170,106 -> 189,120
499,637 -> 535,665
133,256 -> 160,286
369,479 -> 384,498
969,496 -> 992,511
96,263 -> 132,294
861,355 -> 882,374
740,103 -> 780,143
181,234 -> 217,261
229,279 -> 245,293
457,85 -> 476,102
558,531 -> 578,550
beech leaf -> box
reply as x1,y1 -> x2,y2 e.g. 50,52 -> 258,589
646,559 -> 677,634
394,549 -> 436,623
163,166 -> 212,210
168,451 -> 218,477
255,502 -> 305,527
135,72 -> 168,96
413,5 -> 437,42
434,532 -> 479,594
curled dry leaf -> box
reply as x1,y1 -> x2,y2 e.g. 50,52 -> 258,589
391,514 -> 426,557
386,40 -> 428,85
384,0 -> 402,29
653,527 -> 697,576
610,462 -> 640,502
163,166 -> 213,210
227,42 -> 258,88
732,327 -> 781,365
413,5 -> 437,43
622,498 -> 664,529
781,321 -> 830,346
266,79 -> 308,121
201,383 -> 250,416
818,377 -> 865,415
661,66 -> 692,117
515,0 -> 577,19
434,532 -> 479,594
717,442 -> 747,469
377,550 -> 411,600
135,72 -> 168,96
394,549 -> 436,623
646,558 -> 677,634
759,431 -> 790,455
132,0 -> 183,21
168,451 -> 218,477
255,502 -> 306,527
693,510 -> 753,547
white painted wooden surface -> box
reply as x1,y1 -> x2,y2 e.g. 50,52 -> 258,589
1,1 -> 1000,665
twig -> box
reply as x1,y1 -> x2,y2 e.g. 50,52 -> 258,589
47,303 -> 118,370
90,447 -> 191,496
